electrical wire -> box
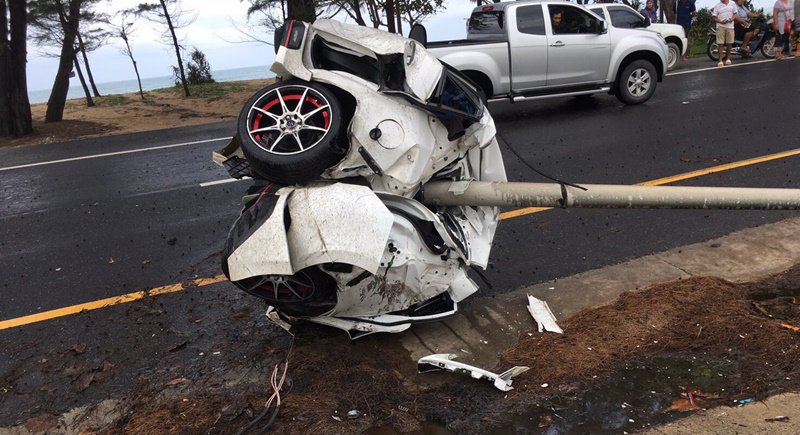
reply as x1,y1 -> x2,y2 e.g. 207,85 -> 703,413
235,334 -> 294,435
494,130 -> 587,192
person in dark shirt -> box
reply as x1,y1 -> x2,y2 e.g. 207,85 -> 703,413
676,0 -> 697,60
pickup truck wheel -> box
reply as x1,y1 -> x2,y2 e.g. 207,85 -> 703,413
615,60 -> 657,105
667,42 -> 680,70
237,80 -> 348,184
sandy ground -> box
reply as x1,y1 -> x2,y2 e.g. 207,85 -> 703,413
1,79 -> 275,148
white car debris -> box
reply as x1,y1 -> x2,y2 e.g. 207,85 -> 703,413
527,294 -> 563,334
215,19 -> 506,339
417,353 -> 529,392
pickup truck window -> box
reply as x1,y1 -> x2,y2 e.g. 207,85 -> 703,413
468,11 -> 504,36
517,5 -> 546,35
607,7 -> 646,28
549,5 -> 602,34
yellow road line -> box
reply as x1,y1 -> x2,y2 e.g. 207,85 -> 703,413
0,275 -> 227,330
3,148 -> 800,331
500,147 -> 800,220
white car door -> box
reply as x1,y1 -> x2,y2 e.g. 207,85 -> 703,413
545,4 -> 610,86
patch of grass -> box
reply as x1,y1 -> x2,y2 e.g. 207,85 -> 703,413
151,81 -> 249,98
95,94 -> 128,107
687,34 -> 709,57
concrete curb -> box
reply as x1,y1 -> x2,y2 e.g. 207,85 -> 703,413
400,216 -> 800,368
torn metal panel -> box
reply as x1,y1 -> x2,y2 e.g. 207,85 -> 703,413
527,294 -> 564,334
417,354 -> 529,392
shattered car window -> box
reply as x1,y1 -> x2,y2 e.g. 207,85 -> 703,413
425,65 -> 484,140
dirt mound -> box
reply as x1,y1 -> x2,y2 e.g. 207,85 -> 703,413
503,275 -> 800,392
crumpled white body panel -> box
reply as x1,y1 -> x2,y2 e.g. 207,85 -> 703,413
227,183 -> 393,281
284,183 -> 393,274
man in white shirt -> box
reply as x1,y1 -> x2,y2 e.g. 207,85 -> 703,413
713,0 -> 738,66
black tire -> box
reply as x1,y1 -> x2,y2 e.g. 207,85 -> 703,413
615,60 -> 657,105
707,37 -> 720,61
666,42 -> 680,71
233,266 -> 338,317
761,35 -> 776,58
237,80 -> 349,185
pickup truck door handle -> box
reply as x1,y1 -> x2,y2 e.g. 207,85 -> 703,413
549,41 -> 565,47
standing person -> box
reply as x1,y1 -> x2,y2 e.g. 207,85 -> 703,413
773,0 -> 792,59
676,0 -> 697,60
641,0 -> 659,23
713,0 -> 738,66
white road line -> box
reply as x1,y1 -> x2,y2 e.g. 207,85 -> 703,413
199,177 -> 250,187
667,58 -> 781,76
0,136 -> 230,172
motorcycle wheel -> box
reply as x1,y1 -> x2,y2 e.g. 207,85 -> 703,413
761,35 -> 776,58
615,60 -> 657,105
666,42 -> 680,71
237,80 -> 349,185
707,37 -> 720,61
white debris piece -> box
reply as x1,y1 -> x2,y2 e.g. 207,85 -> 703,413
527,294 -> 563,333
417,354 -> 529,392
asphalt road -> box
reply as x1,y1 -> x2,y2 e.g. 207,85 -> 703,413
1,57 -> 798,322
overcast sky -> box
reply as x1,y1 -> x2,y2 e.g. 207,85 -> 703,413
25,0 -> 776,92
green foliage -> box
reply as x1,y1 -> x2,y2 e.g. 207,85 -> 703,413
186,48 -> 215,84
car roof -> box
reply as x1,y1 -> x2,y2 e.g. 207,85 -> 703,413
470,0 -> 581,14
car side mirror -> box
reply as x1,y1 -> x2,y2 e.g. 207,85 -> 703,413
597,20 -> 608,34
643,17 -> 651,27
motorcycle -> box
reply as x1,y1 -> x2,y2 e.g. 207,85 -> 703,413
214,19 -> 506,338
707,17 -> 776,60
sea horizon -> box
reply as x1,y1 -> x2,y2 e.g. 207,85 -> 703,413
28,65 -> 276,105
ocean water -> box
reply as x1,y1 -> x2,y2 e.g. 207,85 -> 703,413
28,65 -> 275,104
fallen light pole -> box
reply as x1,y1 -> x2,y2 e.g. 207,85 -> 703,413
421,181 -> 800,211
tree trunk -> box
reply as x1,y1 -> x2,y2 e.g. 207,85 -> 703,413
159,0 -> 190,97
0,0 -> 33,137
122,35 -> 145,100
46,0 -> 82,123
76,30 -> 101,97
385,0 -> 396,33
661,0 -> 676,24
395,5 -> 403,35
73,55 -> 94,107
287,0 -> 316,22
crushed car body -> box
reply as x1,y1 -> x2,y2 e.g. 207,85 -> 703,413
215,19 -> 507,338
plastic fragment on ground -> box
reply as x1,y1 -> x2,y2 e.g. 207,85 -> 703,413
527,294 -> 563,333
417,353 -> 529,392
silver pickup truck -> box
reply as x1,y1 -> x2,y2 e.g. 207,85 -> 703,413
423,0 -> 668,105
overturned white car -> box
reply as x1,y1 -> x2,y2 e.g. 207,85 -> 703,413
215,19 -> 507,338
